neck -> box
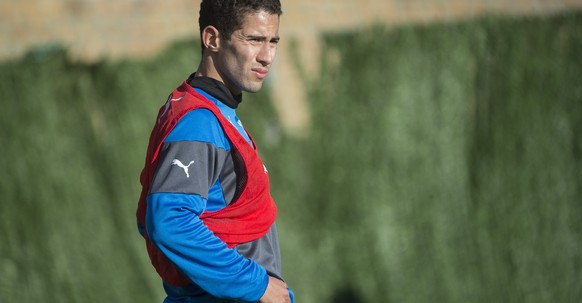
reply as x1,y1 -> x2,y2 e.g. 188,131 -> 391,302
195,55 -> 241,96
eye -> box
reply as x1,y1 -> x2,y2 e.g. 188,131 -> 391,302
247,36 -> 264,44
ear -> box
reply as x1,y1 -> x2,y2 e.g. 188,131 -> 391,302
201,26 -> 220,52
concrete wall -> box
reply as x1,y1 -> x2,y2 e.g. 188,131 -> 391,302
3,0 -> 581,135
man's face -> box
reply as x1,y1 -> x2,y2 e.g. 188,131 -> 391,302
215,11 -> 280,94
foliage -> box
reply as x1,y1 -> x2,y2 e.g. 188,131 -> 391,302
286,12 -> 582,302
1,12 -> 581,303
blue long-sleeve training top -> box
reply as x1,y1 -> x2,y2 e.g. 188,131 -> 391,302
142,75 -> 283,303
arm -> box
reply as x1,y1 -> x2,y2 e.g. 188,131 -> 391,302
147,193 -> 268,301
146,109 -> 269,301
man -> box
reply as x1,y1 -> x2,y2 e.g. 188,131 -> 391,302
135,1 -> 292,302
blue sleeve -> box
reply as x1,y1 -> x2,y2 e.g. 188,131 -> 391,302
146,109 -> 268,302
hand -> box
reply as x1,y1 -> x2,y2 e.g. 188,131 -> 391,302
259,276 -> 291,303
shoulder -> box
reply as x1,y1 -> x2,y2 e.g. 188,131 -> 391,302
165,108 -> 230,150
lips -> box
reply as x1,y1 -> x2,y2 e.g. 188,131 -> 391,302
252,68 -> 268,79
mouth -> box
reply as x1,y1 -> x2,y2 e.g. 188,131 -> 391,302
252,68 -> 268,80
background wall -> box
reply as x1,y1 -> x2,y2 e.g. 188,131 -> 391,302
3,0 -> 582,61
2,1 -> 582,303
3,0 -> 582,134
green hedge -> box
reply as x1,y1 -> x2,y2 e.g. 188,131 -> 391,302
1,11 -> 581,303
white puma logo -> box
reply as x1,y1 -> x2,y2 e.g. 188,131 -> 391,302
172,159 -> 195,178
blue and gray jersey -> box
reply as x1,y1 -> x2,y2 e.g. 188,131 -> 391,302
145,76 -> 282,303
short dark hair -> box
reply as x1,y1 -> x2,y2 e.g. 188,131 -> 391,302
199,0 -> 282,51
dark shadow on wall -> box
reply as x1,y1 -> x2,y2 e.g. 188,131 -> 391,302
329,285 -> 365,303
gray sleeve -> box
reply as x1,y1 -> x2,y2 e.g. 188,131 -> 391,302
150,140 -> 230,199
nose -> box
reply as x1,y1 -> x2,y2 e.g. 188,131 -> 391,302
257,42 -> 276,65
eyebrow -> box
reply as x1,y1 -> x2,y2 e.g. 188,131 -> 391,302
245,34 -> 280,42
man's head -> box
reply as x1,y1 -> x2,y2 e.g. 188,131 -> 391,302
199,0 -> 282,52
197,0 -> 282,95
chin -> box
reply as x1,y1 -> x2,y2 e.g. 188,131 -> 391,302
243,84 -> 264,94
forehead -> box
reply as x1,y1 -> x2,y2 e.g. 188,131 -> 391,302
238,10 -> 280,34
